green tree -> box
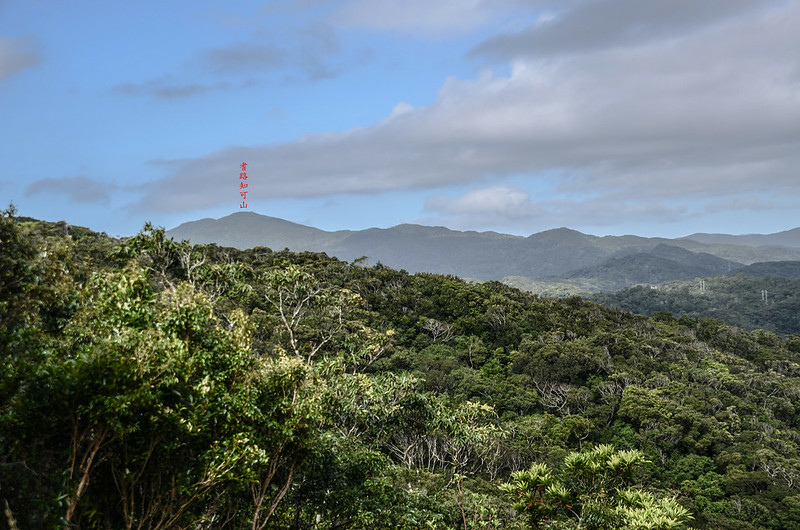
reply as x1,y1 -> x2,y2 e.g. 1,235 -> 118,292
501,445 -> 692,529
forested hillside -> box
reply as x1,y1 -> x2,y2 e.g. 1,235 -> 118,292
590,275 -> 800,336
561,244 -> 742,292
3,207 -> 800,529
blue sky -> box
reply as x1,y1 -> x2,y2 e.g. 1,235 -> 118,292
2,0 -> 799,238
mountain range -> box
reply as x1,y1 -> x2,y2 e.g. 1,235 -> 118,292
167,212 -> 800,290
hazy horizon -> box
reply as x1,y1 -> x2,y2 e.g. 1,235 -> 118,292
164,210 -> 800,241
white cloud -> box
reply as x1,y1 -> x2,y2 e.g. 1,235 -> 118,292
132,0 -> 800,233
387,101 -> 414,120
471,0 -> 775,59
25,176 -> 112,205
332,0 -> 486,33
331,0 -> 532,34
422,185 -> 695,232
115,21 -> 344,102
204,24 -> 342,80
426,186 -> 530,216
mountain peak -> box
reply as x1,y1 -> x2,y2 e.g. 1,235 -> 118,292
166,214 -> 800,284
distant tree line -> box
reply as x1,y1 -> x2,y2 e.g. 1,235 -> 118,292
590,274 -> 800,335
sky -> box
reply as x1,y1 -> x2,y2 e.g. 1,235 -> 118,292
2,0 -> 799,239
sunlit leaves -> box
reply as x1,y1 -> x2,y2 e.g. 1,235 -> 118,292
502,445 -> 691,529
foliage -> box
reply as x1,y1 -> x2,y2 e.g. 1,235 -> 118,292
5,213 -> 800,528
590,274 -> 800,335
501,445 -> 692,529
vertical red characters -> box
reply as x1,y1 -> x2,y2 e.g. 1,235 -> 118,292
239,161 -> 248,209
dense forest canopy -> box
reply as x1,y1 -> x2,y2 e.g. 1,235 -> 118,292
2,206 -> 800,528
590,274 -> 800,336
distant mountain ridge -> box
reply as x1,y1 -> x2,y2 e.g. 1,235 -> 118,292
167,212 -> 800,289
165,212 -> 353,251
564,244 -> 744,290
733,261 -> 800,278
681,227 -> 800,249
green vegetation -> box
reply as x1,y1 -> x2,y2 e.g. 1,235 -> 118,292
502,276 -> 590,297
563,244 -> 742,291
590,275 -> 800,335
3,207 -> 800,528
502,445 -> 692,529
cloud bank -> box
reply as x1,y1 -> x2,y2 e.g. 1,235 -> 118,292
132,0 -> 800,230
26,177 -> 112,205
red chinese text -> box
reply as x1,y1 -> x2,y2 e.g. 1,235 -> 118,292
239,161 -> 248,208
